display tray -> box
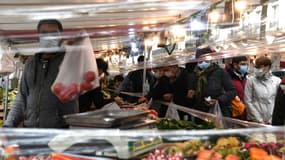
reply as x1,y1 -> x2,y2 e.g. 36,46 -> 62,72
64,110 -> 148,128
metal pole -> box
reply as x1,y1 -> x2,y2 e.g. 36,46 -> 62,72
3,75 -> 9,120
142,45 -> 148,97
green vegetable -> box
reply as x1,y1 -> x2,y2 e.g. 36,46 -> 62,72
156,119 -> 215,130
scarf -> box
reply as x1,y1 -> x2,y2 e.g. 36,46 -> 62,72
194,64 -> 218,103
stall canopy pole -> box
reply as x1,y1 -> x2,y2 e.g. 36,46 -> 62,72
3,75 -> 9,120
142,45 -> 148,97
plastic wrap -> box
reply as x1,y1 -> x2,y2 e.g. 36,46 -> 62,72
0,127 -> 284,160
154,100 -> 267,129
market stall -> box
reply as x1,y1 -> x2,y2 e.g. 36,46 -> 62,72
0,0 -> 285,159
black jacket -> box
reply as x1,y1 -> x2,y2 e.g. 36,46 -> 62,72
272,87 -> 285,126
191,64 -> 236,117
79,87 -> 106,113
167,68 -> 193,107
4,53 -> 79,128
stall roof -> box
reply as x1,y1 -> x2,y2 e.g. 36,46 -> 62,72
0,0 -> 221,51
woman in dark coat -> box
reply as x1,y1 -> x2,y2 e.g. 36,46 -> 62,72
272,80 -> 285,126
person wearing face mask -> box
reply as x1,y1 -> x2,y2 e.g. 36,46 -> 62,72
138,67 -> 170,117
115,55 -> 155,103
189,47 -> 236,121
244,56 -> 281,124
79,58 -> 110,113
227,56 -> 248,101
162,64 -> 194,119
272,77 -> 285,126
4,19 -> 79,128
226,56 -> 248,120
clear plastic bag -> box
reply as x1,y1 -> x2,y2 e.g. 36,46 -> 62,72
209,102 -> 225,128
51,31 -> 99,102
165,101 -> 180,120
0,44 -> 15,75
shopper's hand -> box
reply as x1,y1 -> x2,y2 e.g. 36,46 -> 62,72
187,90 -> 195,99
138,97 -> 148,103
163,93 -> 173,101
114,96 -> 124,105
205,99 -> 217,107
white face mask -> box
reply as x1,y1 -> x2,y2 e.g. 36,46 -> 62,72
254,68 -> 265,78
152,71 -> 161,78
39,33 -> 61,52
165,71 -> 175,78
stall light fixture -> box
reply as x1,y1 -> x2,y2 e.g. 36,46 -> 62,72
209,11 -> 220,23
170,25 -> 186,39
152,36 -> 159,45
266,35 -> 275,44
30,12 -> 74,20
144,39 -> 153,47
235,1 -> 247,12
190,20 -> 206,31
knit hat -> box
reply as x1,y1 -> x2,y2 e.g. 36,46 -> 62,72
195,46 -> 214,59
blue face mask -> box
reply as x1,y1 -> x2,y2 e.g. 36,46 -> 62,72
239,65 -> 247,74
198,61 -> 210,69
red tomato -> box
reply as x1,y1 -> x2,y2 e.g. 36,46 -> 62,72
53,83 -> 64,95
59,91 -> 70,102
148,109 -> 158,117
69,83 -> 79,95
80,82 -> 93,91
84,71 -> 96,82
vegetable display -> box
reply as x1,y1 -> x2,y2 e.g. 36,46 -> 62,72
144,136 -> 285,160
156,119 -> 216,130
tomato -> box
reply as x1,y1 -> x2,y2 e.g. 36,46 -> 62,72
59,83 -> 81,102
53,83 -> 64,95
148,109 -> 158,117
84,71 -> 96,82
69,83 -> 79,95
80,82 -> 93,91
59,91 -> 70,102
225,154 -> 240,160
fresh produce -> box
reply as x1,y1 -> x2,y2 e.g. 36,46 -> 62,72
52,71 -> 96,102
143,149 -> 183,160
144,136 -> 285,160
53,83 -> 80,102
156,119 -> 215,130
80,82 -> 93,91
84,71 -> 96,82
52,83 -> 64,94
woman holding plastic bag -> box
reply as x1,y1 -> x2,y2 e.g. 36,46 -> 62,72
188,47 -> 236,124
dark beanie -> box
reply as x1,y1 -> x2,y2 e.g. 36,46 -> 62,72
37,19 -> 63,32
195,47 -> 213,58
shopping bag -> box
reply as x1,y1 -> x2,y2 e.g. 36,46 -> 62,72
51,31 -> 99,102
209,102 -> 224,128
165,102 -> 180,120
0,45 -> 15,75
231,96 -> 245,117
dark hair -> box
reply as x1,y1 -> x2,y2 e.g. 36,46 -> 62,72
37,19 -> 63,33
137,55 -> 145,62
114,75 -> 124,82
232,56 -> 247,64
255,56 -> 272,68
195,47 -> 214,58
96,58 -> 109,75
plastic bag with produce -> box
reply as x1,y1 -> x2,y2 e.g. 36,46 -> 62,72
0,40 -> 15,75
51,31 -> 99,102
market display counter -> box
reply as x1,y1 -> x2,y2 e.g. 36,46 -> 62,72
0,126 -> 284,160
